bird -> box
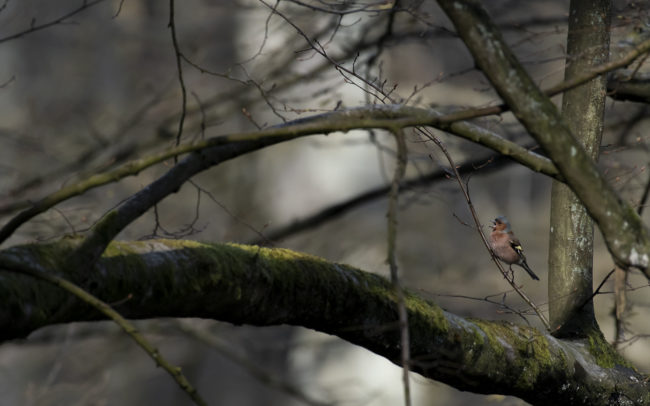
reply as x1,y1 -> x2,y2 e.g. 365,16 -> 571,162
488,216 -> 539,281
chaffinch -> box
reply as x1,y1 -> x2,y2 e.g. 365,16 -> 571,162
488,216 -> 539,281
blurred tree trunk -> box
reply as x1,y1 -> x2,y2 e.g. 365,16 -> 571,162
548,0 -> 611,337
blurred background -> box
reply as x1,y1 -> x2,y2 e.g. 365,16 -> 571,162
0,0 -> 649,405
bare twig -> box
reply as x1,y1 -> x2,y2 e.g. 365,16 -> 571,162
386,128 -> 411,406
251,150 -> 515,244
258,0 -> 398,103
421,128 -> 550,330
0,0 -> 109,44
0,80 -> 172,210
0,259 -> 208,406
579,268 -> 616,311
283,0 -> 397,15
178,320 -> 333,406
413,35 -> 650,126
169,0 -> 187,151
425,289 -> 533,327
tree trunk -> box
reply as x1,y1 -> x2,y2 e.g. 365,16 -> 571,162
549,0 -> 611,337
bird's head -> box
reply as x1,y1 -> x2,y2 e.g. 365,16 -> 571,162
490,216 -> 510,232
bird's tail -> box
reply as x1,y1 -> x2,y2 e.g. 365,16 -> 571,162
521,261 -> 540,281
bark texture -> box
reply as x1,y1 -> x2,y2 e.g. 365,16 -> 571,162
549,0 -> 610,337
0,238 -> 647,406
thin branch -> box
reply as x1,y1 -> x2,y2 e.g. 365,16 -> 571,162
0,75 -> 14,88
283,0 -> 396,15
0,0 -> 109,44
168,0 -> 187,150
238,0 -> 280,64
0,259 -> 208,406
608,70 -> 650,104
252,150 -> 516,244
112,0 -> 126,18
0,0 -> 9,15
192,180 -> 272,245
417,35 -> 650,126
614,266 -> 627,349
579,268 -> 616,311
386,128 -> 411,406
366,0 -> 399,67
426,289 -> 533,327
421,128 -> 550,330
0,80 -> 172,210
178,320 -> 333,406
257,0 -> 398,103
159,25 -> 650,149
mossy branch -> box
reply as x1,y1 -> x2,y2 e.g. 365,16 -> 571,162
0,238 -> 646,405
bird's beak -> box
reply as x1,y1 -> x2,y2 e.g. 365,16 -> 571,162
489,219 -> 496,230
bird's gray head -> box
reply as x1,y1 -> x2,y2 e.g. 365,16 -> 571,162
490,215 -> 511,231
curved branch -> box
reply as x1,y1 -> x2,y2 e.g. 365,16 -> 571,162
0,238 -> 646,405
73,105 -> 559,264
0,105 -> 559,248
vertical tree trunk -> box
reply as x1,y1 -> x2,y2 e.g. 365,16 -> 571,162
549,0 -> 611,337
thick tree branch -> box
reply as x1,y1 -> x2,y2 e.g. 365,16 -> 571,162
0,238 -> 646,405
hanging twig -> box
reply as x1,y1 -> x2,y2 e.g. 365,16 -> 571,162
387,127 -> 411,406
169,0 -> 188,152
0,259 -> 208,406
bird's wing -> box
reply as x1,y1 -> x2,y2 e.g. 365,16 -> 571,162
509,238 -> 524,255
